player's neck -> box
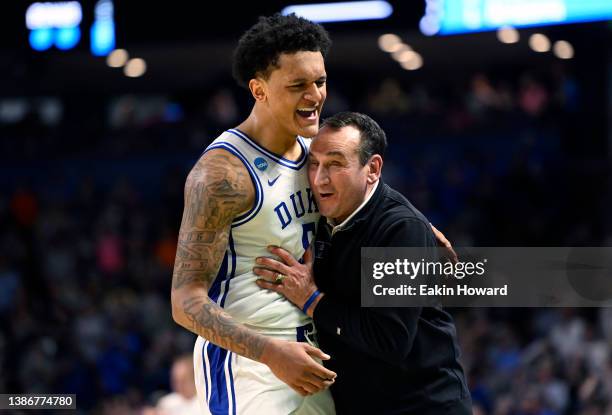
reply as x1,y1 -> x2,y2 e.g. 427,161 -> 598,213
236,111 -> 301,160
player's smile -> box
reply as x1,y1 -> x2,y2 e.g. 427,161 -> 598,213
296,106 -> 318,122
261,50 -> 326,138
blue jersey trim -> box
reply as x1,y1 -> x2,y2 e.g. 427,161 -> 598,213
204,143 -> 264,227
227,128 -> 308,170
206,343 -> 231,415
208,251 -> 228,303
219,232 -> 236,308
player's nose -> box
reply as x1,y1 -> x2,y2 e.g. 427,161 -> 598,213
303,83 -> 323,105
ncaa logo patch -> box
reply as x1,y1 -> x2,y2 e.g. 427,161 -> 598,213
254,157 -> 268,171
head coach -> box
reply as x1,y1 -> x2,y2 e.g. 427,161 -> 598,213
254,111 -> 472,414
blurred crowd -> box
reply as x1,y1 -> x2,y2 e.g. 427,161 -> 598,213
0,64 -> 611,414
458,308 -> 612,415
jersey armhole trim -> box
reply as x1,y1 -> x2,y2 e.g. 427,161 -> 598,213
203,143 -> 264,227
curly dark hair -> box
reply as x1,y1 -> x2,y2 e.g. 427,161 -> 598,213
232,13 -> 332,88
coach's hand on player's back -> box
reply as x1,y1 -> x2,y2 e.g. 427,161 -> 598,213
261,338 -> 336,396
430,224 -> 458,264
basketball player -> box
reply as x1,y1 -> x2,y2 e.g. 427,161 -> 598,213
171,13 -> 456,415
171,14 -> 337,415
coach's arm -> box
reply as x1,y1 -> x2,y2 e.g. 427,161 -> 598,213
171,149 -> 335,396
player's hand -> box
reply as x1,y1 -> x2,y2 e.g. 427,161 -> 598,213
261,338 -> 336,396
254,245 -> 318,311
431,224 -> 458,264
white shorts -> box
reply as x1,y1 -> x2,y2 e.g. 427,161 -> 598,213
193,323 -> 335,415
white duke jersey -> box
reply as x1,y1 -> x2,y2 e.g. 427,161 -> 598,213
203,128 -> 320,331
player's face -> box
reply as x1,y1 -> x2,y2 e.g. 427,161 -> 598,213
263,51 -> 327,138
308,125 -> 370,223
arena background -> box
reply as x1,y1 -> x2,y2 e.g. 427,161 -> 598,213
0,1 -> 611,414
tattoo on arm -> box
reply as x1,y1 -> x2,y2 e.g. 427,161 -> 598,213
182,297 -> 268,360
171,150 -> 267,361
172,151 -> 247,290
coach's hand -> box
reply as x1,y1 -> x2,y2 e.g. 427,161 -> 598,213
261,338 -> 336,396
431,224 -> 458,264
254,245 -> 318,311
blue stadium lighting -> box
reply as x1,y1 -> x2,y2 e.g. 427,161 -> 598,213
29,28 -> 54,51
421,0 -> 612,36
282,1 -> 393,23
90,0 -> 115,56
26,1 -> 82,51
91,20 -> 115,56
55,27 -> 81,50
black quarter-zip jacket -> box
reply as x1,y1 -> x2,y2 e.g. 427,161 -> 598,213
312,181 -> 471,415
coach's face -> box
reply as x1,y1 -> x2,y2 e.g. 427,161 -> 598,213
308,125 -> 380,223
259,51 -> 327,139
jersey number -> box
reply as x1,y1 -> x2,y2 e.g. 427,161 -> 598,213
300,222 -> 316,263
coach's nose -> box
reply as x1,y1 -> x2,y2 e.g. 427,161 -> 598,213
312,166 -> 330,188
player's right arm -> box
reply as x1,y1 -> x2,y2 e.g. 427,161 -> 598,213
171,149 -> 336,396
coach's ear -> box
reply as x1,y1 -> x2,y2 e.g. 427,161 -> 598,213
366,154 -> 383,184
249,78 -> 267,102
